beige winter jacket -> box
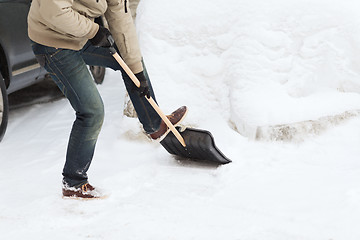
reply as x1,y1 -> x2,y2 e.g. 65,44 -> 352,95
28,0 -> 143,73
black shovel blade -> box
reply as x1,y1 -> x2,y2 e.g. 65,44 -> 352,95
160,127 -> 232,164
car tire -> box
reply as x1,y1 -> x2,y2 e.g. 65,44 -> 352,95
0,72 -> 9,142
90,66 -> 106,85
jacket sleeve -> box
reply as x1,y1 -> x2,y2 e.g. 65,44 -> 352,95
105,0 -> 143,73
38,0 -> 99,39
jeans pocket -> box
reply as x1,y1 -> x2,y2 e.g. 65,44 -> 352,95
47,48 -> 64,58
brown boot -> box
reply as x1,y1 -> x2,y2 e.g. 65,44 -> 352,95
62,183 -> 103,199
150,106 -> 188,140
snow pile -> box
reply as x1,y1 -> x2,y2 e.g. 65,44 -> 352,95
137,0 -> 360,139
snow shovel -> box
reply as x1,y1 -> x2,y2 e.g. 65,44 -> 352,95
109,47 -> 231,164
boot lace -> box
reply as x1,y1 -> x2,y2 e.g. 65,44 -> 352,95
81,183 -> 90,192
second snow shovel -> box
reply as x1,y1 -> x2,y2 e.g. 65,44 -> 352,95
109,46 -> 231,164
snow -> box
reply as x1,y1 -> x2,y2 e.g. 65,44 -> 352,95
1,0 -> 360,239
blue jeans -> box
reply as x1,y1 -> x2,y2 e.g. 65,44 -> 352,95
31,41 -> 162,187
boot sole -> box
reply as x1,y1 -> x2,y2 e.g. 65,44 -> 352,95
62,195 -> 109,200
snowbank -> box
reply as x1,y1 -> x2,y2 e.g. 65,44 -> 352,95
136,0 -> 360,139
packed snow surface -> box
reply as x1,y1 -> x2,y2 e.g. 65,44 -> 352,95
1,0 -> 360,239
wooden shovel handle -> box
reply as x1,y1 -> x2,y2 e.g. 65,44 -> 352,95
112,51 -> 186,147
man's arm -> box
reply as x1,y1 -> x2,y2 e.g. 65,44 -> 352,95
105,0 -> 143,74
38,0 -> 99,39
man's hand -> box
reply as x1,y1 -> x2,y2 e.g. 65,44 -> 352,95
90,25 -> 113,47
134,71 -> 151,98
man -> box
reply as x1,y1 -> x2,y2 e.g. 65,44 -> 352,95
27,0 -> 187,199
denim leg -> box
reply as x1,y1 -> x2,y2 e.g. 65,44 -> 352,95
32,43 -> 104,187
80,43 -> 162,133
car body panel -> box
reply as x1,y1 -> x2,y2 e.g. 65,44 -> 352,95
0,0 -> 47,94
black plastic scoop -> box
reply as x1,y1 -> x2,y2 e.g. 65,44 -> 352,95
160,127 -> 232,164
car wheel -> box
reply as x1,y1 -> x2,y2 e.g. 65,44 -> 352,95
0,73 -> 9,142
90,66 -> 106,85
